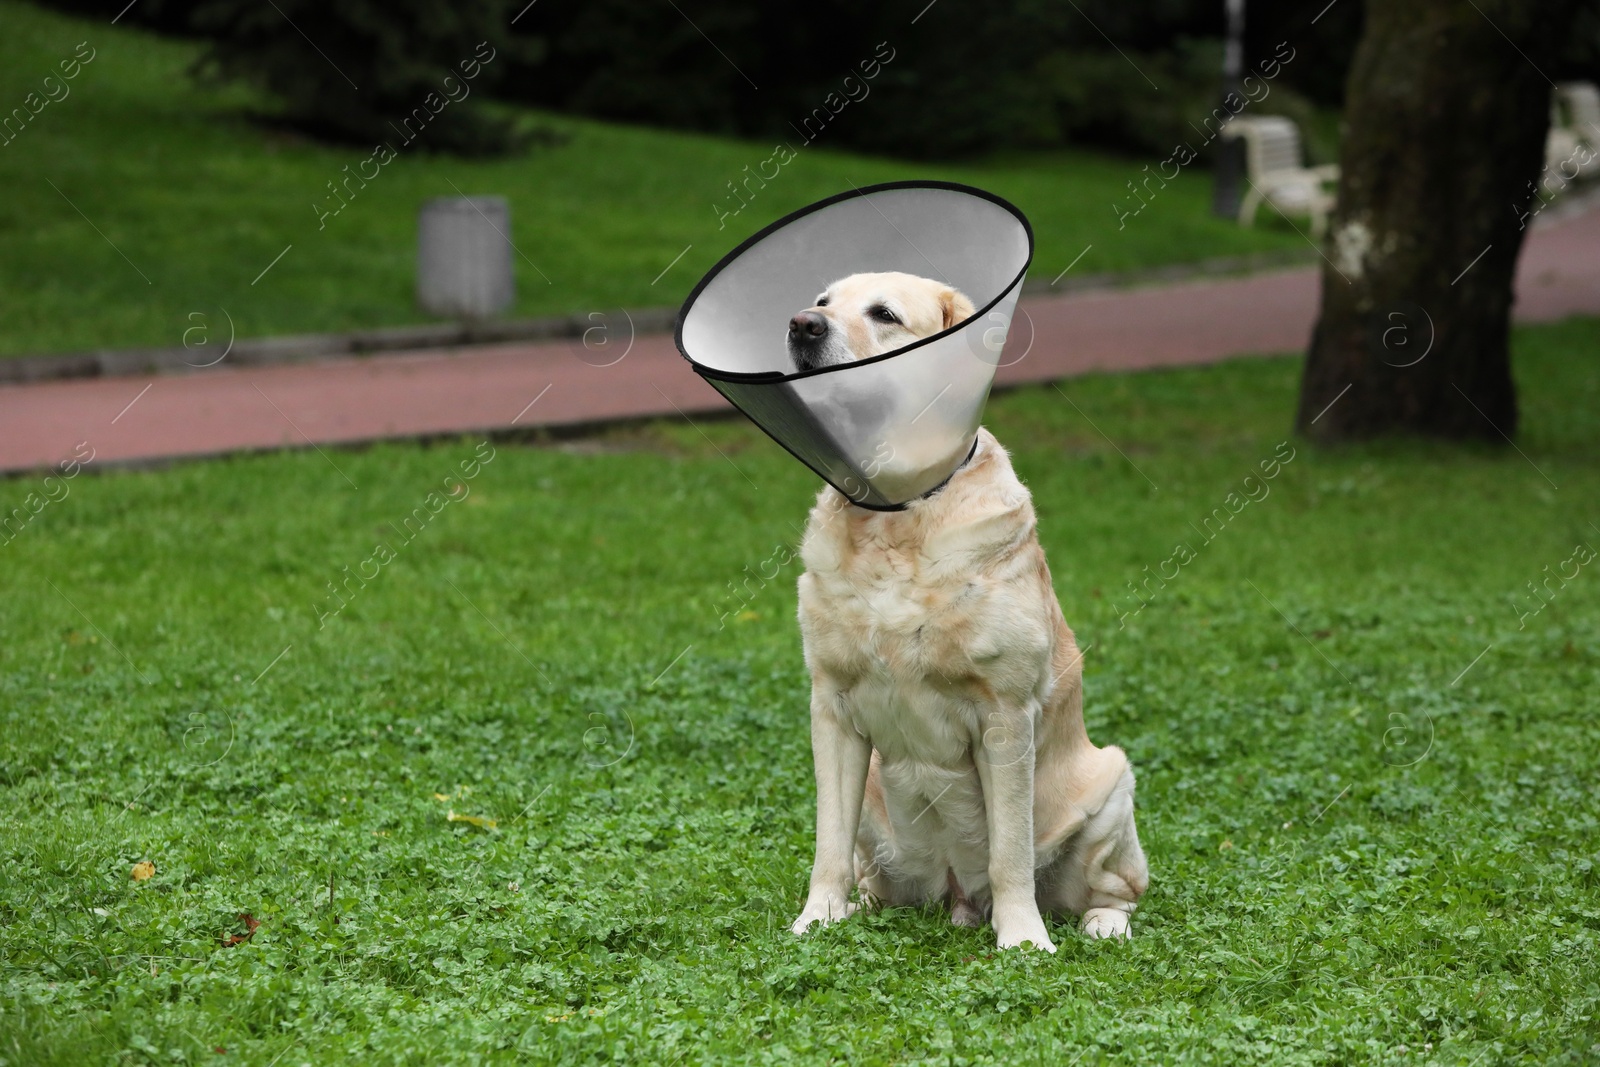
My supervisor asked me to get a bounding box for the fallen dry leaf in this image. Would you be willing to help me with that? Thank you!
[130,860,155,882]
[446,810,497,830]
[220,913,260,947]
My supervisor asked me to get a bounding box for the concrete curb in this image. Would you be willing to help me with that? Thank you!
[0,307,682,385]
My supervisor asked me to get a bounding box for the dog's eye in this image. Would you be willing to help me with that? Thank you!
[869,305,899,324]
[815,296,829,307]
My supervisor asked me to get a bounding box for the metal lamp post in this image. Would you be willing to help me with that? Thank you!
[1211,0,1246,219]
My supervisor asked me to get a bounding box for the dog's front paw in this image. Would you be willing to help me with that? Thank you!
[790,893,858,936]
[1081,907,1132,940]
[993,908,1056,953]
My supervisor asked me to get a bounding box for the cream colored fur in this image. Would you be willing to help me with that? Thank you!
[788,275,1148,952]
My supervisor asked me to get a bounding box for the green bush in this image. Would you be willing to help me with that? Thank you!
[503,0,1366,160]
[28,0,1383,159]
[1037,39,1225,160]
[1037,37,1334,165]
[190,0,540,156]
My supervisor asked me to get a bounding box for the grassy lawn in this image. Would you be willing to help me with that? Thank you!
[2,316,1598,1064]
[0,2,1310,358]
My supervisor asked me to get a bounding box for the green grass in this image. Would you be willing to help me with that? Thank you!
[0,1,1310,358]
[2,317,1599,1064]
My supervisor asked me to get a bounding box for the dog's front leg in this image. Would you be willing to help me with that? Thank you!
[791,685,871,936]
[976,705,1056,953]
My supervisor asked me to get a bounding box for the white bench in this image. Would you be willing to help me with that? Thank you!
[1220,115,1339,238]
[1558,82,1600,180]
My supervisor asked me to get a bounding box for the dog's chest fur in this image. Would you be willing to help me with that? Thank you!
[796,434,1055,770]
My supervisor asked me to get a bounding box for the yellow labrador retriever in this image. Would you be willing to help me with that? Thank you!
[786,272,1148,951]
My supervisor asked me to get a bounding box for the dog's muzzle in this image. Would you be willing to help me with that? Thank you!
[786,311,845,372]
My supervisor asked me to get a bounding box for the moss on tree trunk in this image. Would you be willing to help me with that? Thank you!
[1296,0,1584,442]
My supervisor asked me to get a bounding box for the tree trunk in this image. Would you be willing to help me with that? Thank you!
[1296,0,1584,442]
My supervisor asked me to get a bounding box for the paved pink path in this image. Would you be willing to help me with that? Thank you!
[2,209,1597,473]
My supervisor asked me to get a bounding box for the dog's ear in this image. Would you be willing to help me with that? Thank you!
[939,288,976,330]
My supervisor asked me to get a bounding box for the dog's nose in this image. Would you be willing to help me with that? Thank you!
[789,310,828,341]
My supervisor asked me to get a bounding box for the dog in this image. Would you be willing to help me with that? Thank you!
[786,272,1148,951]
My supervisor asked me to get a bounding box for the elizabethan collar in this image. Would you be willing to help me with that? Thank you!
[675,181,1033,509]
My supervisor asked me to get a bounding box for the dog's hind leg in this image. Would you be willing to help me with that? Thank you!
[946,869,986,928]
[853,755,953,909]
[1038,746,1148,939]
[852,757,919,908]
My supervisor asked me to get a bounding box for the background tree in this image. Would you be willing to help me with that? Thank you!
[1296,0,1595,442]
